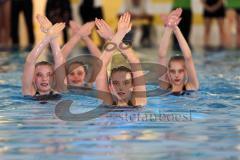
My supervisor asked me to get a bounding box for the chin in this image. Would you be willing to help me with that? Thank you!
[70,81,83,86]
[174,82,184,86]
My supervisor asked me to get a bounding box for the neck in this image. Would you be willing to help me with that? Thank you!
[172,84,184,92]
[116,99,128,106]
[38,90,51,95]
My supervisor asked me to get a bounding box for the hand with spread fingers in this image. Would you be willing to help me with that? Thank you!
[47,23,66,39]
[161,8,182,29]
[36,14,53,33]
[117,12,132,35]
[76,21,95,38]
[95,18,114,41]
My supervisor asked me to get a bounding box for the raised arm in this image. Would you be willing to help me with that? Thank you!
[158,8,182,66]
[61,21,95,59]
[115,13,146,106]
[81,18,114,58]
[22,37,51,96]
[81,36,102,58]
[120,47,146,106]
[94,13,131,105]
[22,23,64,96]
[158,8,182,89]
[173,27,199,90]
[36,15,67,92]
[49,26,67,93]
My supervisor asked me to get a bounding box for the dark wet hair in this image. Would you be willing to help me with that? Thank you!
[168,55,185,68]
[109,66,133,83]
[66,61,87,74]
[35,61,53,69]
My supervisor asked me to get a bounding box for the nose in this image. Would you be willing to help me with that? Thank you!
[118,83,125,91]
[42,75,49,81]
[73,74,81,80]
[175,72,180,77]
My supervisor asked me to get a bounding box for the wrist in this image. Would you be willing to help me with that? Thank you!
[116,30,127,37]
[81,36,89,41]
[44,35,52,42]
[164,25,173,31]
[173,26,180,33]
[77,29,83,38]
[106,35,114,41]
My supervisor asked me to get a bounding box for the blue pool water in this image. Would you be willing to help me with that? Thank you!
[0,50,239,159]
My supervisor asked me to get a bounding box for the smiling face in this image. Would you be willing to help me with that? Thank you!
[168,59,186,86]
[34,63,54,94]
[109,67,133,102]
[67,63,86,86]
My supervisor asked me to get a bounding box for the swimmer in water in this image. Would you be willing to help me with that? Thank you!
[95,12,147,106]
[22,22,65,96]
[36,15,113,88]
[158,8,199,95]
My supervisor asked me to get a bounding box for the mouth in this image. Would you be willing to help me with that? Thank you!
[72,80,83,84]
[40,83,49,87]
[117,92,126,96]
[174,79,181,82]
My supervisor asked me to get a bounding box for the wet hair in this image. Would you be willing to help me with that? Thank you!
[168,55,185,68]
[35,61,53,69]
[66,61,87,74]
[109,66,133,83]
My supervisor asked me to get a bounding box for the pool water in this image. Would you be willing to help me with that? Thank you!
[0,49,239,160]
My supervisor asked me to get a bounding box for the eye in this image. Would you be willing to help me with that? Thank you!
[77,71,83,76]
[36,73,43,77]
[47,72,53,77]
[179,69,184,74]
[112,81,119,86]
[124,80,131,85]
[170,70,176,74]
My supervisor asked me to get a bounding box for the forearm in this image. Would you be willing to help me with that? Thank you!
[158,27,172,58]
[95,55,113,104]
[50,39,67,92]
[174,28,198,88]
[111,31,126,46]
[82,36,102,58]
[50,39,64,69]
[122,48,146,104]
[173,27,192,59]
[26,36,51,63]
[61,33,82,59]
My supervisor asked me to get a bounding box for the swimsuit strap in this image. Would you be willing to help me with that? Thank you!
[35,90,54,96]
[112,100,134,106]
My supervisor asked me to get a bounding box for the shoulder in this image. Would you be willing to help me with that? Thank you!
[185,83,199,91]
[25,91,62,101]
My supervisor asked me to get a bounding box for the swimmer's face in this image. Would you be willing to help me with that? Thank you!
[34,65,53,93]
[110,71,133,101]
[168,60,185,86]
[67,64,86,86]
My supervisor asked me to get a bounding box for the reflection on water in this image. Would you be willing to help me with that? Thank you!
[0,50,239,159]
